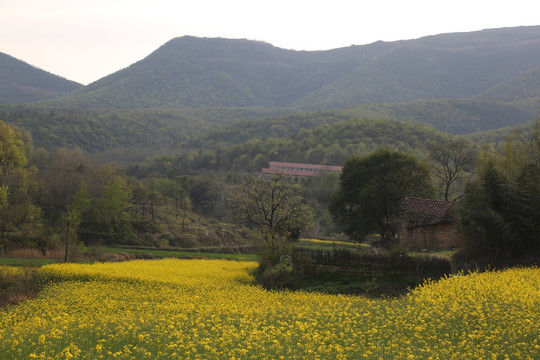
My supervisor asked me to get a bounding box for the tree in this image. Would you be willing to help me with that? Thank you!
[428,138,477,201]
[329,149,433,245]
[0,121,27,179]
[0,122,42,255]
[229,174,312,248]
[94,176,133,244]
[457,120,540,266]
[63,181,92,260]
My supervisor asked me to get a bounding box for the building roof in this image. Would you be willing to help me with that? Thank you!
[262,161,343,178]
[400,197,457,227]
[269,161,342,172]
[261,168,320,177]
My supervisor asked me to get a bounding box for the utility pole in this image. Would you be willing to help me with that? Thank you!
[64,219,70,263]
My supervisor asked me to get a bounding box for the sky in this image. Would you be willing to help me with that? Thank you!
[1,0,539,85]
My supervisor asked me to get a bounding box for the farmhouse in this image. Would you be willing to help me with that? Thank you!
[261,161,342,178]
[398,197,462,250]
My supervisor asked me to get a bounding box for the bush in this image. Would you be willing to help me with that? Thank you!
[258,255,298,289]
[0,266,40,306]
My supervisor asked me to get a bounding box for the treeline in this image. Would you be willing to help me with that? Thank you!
[129,118,453,177]
[457,125,540,267]
[0,121,261,258]
[2,99,537,164]
[0,105,292,157]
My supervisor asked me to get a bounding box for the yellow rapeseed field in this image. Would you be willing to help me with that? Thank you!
[0,259,538,359]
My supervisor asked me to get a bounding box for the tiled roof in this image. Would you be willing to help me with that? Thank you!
[400,197,457,226]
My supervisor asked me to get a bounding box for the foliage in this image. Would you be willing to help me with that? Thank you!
[2,99,537,163]
[0,265,40,306]
[130,118,453,178]
[0,120,27,177]
[457,121,540,267]
[0,122,257,254]
[330,149,434,245]
[1,259,538,359]
[0,121,42,255]
[0,105,292,157]
[257,254,297,289]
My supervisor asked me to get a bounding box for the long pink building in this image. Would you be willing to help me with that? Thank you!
[261,161,342,178]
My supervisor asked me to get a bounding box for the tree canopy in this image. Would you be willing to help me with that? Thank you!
[0,120,27,178]
[329,149,434,245]
[457,120,540,267]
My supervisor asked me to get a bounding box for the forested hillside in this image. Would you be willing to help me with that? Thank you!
[0,106,292,156]
[295,27,540,109]
[1,97,537,158]
[0,53,81,104]
[0,26,539,158]
[474,65,540,102]
[128,118,454,177]
[38,26,540,110]
[345,99,539,134]
[44,37,389,109]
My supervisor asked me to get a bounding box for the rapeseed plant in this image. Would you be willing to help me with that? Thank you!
[0,259,538,359]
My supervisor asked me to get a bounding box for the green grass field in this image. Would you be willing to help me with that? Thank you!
[100,247,259,261]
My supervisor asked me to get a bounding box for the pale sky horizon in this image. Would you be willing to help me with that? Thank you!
[1,0,539,85]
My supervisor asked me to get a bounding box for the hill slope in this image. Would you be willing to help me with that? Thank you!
[2,96,537,157]
[474,65,540,102]
[0,52,82,104]
[45,26,540,110]
[48,37,390,108]
[295,27,540,108]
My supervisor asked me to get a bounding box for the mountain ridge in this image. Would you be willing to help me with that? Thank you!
[3,26,540,110]
[0,52,82,104]
[32,26,540,109]
[1,26,540,157]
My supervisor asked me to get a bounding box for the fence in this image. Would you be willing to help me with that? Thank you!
[291,248,452,280]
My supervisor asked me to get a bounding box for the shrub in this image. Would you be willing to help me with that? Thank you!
[0,266,40,306]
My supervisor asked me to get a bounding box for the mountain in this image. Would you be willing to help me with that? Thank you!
[2,26,540,158]
[43,26,540,109]
[45,36,391,108]
[474,65,540,102]
[294,27,540,108]
[0,52,82,104]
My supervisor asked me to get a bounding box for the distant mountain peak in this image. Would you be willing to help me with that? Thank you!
[0,52,82,105]
[17,25,540,109]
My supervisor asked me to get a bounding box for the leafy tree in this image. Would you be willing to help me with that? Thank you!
[302,172,341,237]
[229,174,312,252]
[428,138,477,201]
[329,149,434,245]
[0,121,27,179]
[457,119,540,266]
[0,122,43,254]
[94,176,134,244]
[61,182,92,261]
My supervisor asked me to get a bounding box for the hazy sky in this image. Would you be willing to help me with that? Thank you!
[1,0,539,85]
